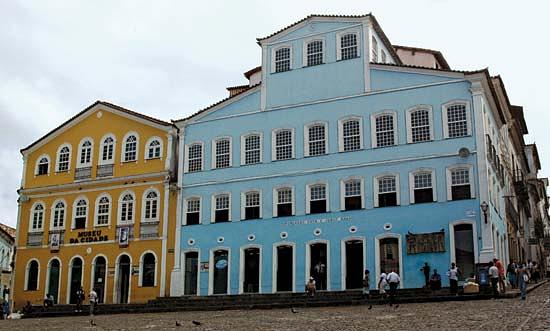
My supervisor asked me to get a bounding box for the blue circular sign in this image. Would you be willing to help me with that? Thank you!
[215,259,228,269]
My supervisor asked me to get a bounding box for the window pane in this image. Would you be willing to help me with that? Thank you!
[188,144,202,172]
[378,177,396,193]
[343,120,361,151]
[414,188,433,204]
[275,130,293,160]
[307,40,323,66]
[452,185,471,200]
[378,192,397,207]
[275,47,291,73]
[376,115,395,147]
[244,135,261,165]
[308,125,326,156]
[341,33,358,60]
[215,139,230,168]
[447,104,468,138]
[411,109,431,142]
[124,136,137,161]
[414,173,432,189]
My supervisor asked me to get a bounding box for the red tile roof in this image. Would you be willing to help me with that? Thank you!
[0,223,15,242]
[244,66,261,79]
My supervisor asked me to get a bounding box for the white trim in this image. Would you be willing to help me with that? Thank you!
[304,121,329,157]
[29,201,46,232]
[305,180,329,214]
[271,128,295,161]
[76,137,94,168]
[141,187,161,223]
[66,255,85,304]
[160,183,169,297]
[336,28,361,61]
[121,131,140,163]
[449,220,479,265]
[264,20,363,46]
[408,168,437,204]
[24,258,40,291]
[241,189,262,220]
[271,44,293,73]
[113,253,133,304]
[139,250,158,287]
[49,198,67,230]
[340,176,365,210]
[272,241,296,293]
[240,132,263,165]
[338,116,363,152]
[98,133,116,165]
[90,254,108,303]
[302,36,326,67]
[238,244,263,294]
[182,249,201,295]
[370,110,398,148]
[144,136,164,160]
[272,185,295,217]
[374,233,404,287]
[117,190,136,225]
[71,195,89,230]
[373,172,400,207]
[305,239,331,291]
[211,136,232,169]
[208,247,231,295]
[340,236,366,290]
[34,154,51,176]
[93,192,112,227]
[405,105,434,143]
[184,141,204,173]
[183,196,202,225]
[442,100,472,139]
[363,19,371,91]
[211,192,232,223]
[45,257,62,303]
[55,143,72,172]
[446,164,475,200]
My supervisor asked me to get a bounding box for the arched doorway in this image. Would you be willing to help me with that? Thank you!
[453,223,475,280]
[275,245,293,292]
[92,256,107,303]
[212,250,229,294]
[309,242,327,290]
[184,251,198,295]
[242,247,260,293]
[47,259,60,303]
[116,255,131,303]
[379,238,400,275]
[345,240,364,289]
[68,257,83,304]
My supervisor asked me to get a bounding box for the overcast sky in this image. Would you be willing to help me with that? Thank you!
[1,1,548,228]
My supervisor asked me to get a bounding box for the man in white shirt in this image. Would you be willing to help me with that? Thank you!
[488,262,500,298]
[89,289,98,316]
[386,270,400,305]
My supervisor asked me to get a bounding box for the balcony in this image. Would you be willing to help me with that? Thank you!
[26,232,44,246]
[96,164,114,178]
[504,197,519,228]
[74,166,92,180]
[140,221,159,239]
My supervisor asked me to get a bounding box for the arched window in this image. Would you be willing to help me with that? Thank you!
[143,191,159,222]
[100,136,115,164]
[26,260,39,291]
[52,201,66,229]
[119,193,135,224]
[36,156,50,175]
[57,146,71,172]
[146,139,162,159]
[141,253,156,287]
[95,195,111,226]
[123,134,138,162]
[73,198,88,229]
[31,203,45,231]
[78,140,93,167]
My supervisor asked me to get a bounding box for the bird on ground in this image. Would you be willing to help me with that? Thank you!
[176,321,182,327]
[192,320,202,326]
[90,319,96,326]
[291,308,298,314]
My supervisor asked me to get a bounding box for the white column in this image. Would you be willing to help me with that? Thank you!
[170,130,185,296]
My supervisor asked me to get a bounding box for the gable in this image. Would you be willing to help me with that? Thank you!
[195,90,261,122]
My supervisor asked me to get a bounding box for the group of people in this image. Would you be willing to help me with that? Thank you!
[75,286,99,316]
[420,262,459,294]
[0,285,10,319]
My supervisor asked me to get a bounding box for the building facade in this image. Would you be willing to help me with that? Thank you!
[0,223,15,294]
[169,14,536,296]
[13,101,178,308]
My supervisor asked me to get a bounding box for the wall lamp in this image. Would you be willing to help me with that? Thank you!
[480,201,489,224]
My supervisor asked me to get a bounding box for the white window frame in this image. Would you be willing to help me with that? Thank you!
[211,136,232,169]
[442,100,472,139]
[340,176,365,210]
[35,154,51,176]
[371,36,378,62]
[211,192,232,223]
[139,250,158,287]
[240,132,263,165]
[94,193,112,227]
[271,128,295,161]
[117,190,136,225]
[145,136,163,160]
[55,143,72,172]
[184,141,204,173]
[241,189,262,220]
[302,37,326,67]
[371,111,398,148]
[373,173,400,207]
[98,133,116,165]
[142,188,160,223]
[272,185,295,217]
[304,121,329,157]
[29,201,45,232]
[336,29,361,61]
[77,137,94,168]
[184,196,202,225]
[409,168,437,204]
[121,131,140,163]
[24,258,40,291]
[271,44,293,73]
[406,105,434,144]
[72,196,89,230]
[50,199,67,230]
[446,164,475,200]
[305,181,329,214]
[338,116,363,152]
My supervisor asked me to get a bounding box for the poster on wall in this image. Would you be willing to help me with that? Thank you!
[406,231,445,254]
[119,227,129,247]
[50,233,60,251]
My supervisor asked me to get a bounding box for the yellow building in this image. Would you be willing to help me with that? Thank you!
[13,101,178,308]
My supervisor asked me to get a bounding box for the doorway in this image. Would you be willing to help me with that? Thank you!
[69,257,83,304]
[213,250,229,294]
[116,255,131,303]
[345,240,364,289]
[47,259,60,304]
[93,256,107,303]
[379,238,400,274]
[454,224,475,280]
[276,245,293,292]
[309,243,327,290]
[243,247,260,293]
[184,252,198,295]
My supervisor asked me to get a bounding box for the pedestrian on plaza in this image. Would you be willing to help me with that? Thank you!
[429,269,442,291]
[531,262,540,283]
[2,285,9,302]
[488,261,500,298]
[76,286,85,312]
[363,269,370,297]
[43,293,54,309]
[494,258,506,294]
[314,262,326,290]
[386,269,400,306]
[89,288,98,316]
[517,264,529,300]
[420,262,430,288]
[378,270,388,296]
[507,261,517,289]
[306,277,316,297]
[2,298,9,320]
[447,263,460,295]
[527,260,533,277]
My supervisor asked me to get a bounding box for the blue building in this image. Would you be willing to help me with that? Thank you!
[170,14,515,296]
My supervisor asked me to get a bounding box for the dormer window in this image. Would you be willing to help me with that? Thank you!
[340,33,358,60]
[274,47,291,73]
[371,36,378,62]
[306,40,323,66]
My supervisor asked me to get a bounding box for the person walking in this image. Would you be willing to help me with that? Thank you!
[363,269,370,297]
[76,286,85,312]
[420,262,430,288]
[306,277,316,297]
[518,264,529,300]
[494,258,506,294]
[89,288,98,316]
[507,261,517,289]
[488,261,500,298]
[386,269,400,306]
[447,263,460,295]
[378,270,388,295]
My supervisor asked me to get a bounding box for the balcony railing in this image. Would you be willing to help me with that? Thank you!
[140,221,159,239]
[74,166,92,180]
[96,164,114,178]
[26,232,44,246]
[505,197,519,228]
